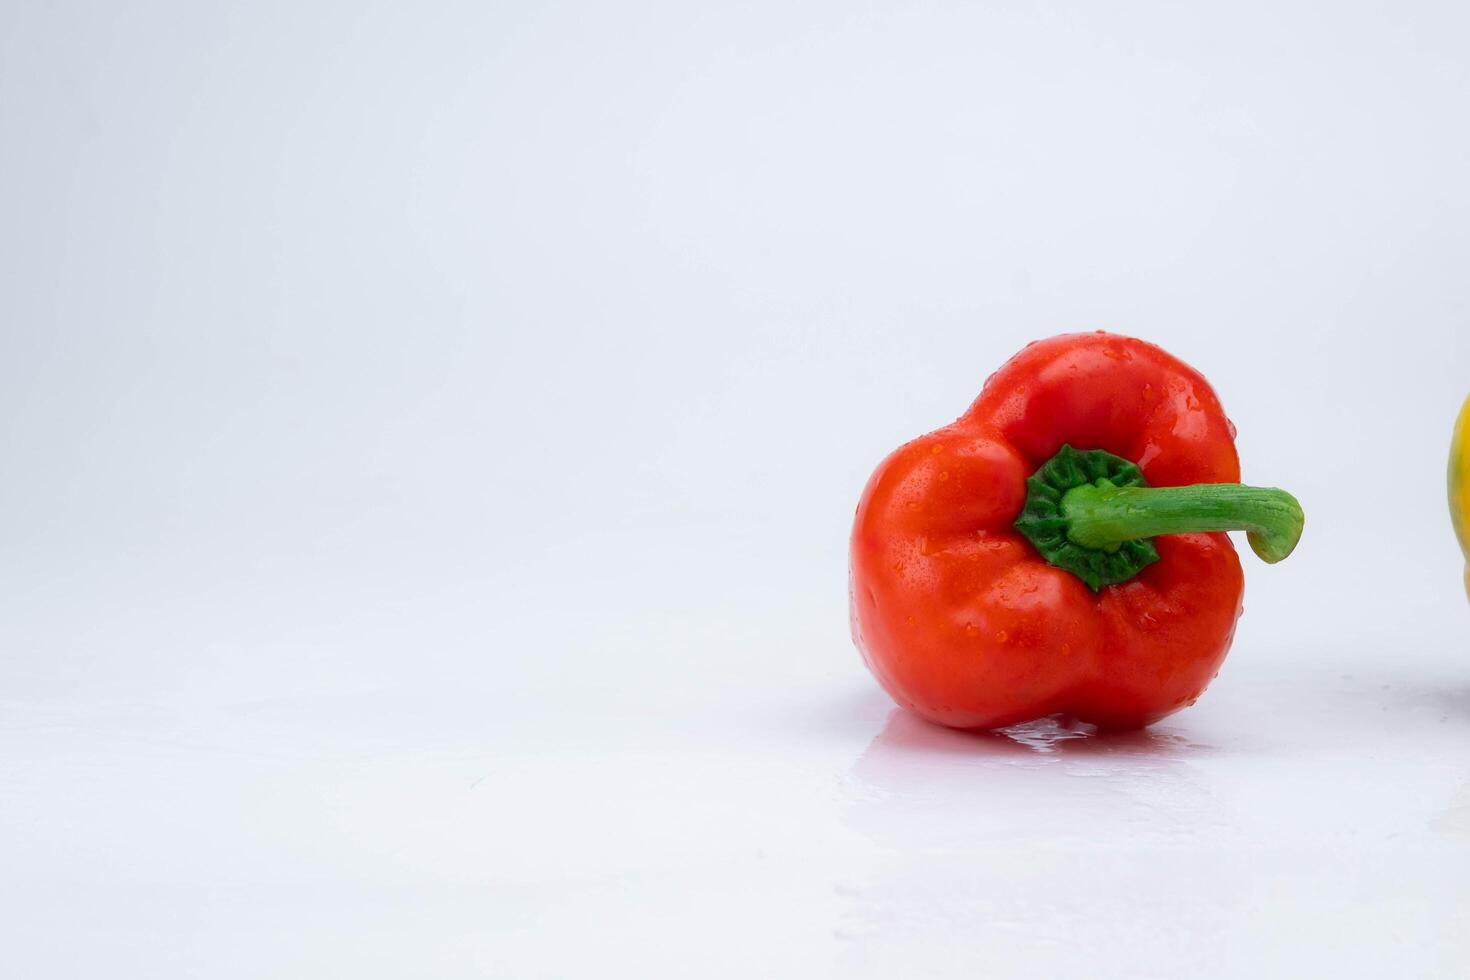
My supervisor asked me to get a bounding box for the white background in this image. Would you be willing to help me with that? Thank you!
[4,1,1470,976]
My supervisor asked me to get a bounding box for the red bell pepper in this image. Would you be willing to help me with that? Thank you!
[849,332,1303,730]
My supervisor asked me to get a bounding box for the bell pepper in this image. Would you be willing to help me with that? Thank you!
[1451,394,1470,600]
[849,332,1304,730]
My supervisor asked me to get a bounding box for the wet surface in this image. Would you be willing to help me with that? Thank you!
[6,644,1470,978]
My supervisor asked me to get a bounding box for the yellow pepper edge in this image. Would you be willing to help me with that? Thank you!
[1452,394,1470,601]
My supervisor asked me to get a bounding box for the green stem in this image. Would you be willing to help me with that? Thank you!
[1062,481,1304,563]
[1013,446,1305,590]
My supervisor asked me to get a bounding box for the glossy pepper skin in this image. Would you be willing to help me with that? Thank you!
[1451,394,1470,601]
[850,332,1289,731]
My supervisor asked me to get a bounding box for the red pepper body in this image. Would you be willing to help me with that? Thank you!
[850,333,1245,730]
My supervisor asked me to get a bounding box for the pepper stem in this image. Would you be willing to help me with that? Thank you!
[1012,445,1304,591]
[1061,481,1304,564]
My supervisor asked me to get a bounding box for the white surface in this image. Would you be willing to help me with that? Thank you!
[4,1,1470,976]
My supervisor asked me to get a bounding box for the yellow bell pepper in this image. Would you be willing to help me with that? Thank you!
[1452,394,1470,600]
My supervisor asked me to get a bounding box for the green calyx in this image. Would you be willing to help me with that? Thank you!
[1013,445,1304,591]
[1013,446,1161,590]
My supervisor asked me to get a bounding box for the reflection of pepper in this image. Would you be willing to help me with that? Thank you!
[849,333,1303,730]
[1451,395,1470,600]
